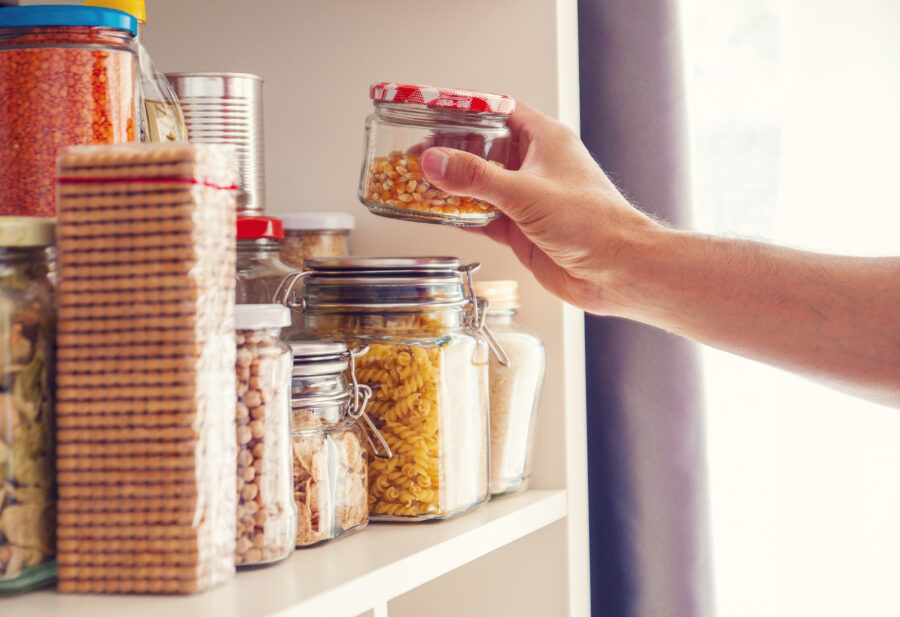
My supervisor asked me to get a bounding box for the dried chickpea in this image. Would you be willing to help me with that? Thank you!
[234,323,296,567]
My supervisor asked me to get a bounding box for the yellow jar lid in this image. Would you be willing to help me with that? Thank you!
[0,217,56,248]
[473,280,519,310]
[83,0,146,23]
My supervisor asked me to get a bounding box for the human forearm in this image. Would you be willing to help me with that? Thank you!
[418,103,900,407]
[607,228,900,406]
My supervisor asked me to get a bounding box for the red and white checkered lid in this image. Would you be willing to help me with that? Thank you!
[370,82,516,115]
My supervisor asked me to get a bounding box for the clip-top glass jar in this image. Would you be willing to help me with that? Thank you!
[473,280,546,496]
[234,304,296,567]
[0,6,138,217]
[283,257,506,521]
[359,82,515,227]
[0,217,56,594]
[290,341,389,546]
[278,212,354,271]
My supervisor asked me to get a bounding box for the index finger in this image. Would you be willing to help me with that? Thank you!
[507,101,559,141]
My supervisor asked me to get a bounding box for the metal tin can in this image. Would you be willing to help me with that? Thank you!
[167,72,265,214]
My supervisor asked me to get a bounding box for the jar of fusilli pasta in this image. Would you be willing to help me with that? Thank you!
[289,341,389,545]
[283,257,503,521]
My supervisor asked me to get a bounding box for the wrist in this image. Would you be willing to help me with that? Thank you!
[595,222,686,321]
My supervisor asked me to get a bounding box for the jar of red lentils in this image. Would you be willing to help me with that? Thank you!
[0,5,138,217]
[359,83,515,227]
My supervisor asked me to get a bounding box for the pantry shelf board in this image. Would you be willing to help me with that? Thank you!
[8,489,567,617]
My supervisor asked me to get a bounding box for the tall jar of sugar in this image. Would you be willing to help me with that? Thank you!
[473,281,545,496]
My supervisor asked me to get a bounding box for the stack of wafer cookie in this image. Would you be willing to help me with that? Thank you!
[54,143,238,594]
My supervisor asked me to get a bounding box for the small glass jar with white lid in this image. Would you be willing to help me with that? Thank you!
[278,212,354,270]
[473,280,545,496]
[290,341,388,546]
[358,82,515,227]
[233,304,296,567]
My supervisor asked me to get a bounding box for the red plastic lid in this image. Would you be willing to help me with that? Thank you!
[237,216,284,240]
[370,82,516,115]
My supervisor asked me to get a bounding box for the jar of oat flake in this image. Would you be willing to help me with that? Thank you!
[359,83,514,227]
[290,341,386,546]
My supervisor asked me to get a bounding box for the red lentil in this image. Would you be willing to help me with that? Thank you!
[0,27,136,217]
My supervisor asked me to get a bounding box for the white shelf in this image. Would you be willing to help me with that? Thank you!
[5,490,566,617]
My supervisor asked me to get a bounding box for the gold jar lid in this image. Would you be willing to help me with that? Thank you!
[473,280,519,311]
[0,217,56,248]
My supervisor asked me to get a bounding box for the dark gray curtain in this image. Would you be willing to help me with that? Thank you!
[578,1,713,616]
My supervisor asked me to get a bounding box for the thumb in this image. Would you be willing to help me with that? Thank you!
[419,147,528,211]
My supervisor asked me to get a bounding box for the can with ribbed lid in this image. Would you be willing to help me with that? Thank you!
[167,72,265,214]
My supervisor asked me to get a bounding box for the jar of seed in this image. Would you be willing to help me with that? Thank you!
[358,83,514,227]
[278,212,354,270]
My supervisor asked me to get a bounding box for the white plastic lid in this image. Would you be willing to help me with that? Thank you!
[279,211,355,231]
[234,304,291,330]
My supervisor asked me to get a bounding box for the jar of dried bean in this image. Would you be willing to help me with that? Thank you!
[278,212,354,271]
[473,281,546,496]
[234,304,296,567]
[284,257,507,521]
[0,6,138,217]
[359,83,514,227]
[0,217,56,594]
[290,341,388,546]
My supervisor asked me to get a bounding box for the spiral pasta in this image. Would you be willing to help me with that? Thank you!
[358,343,442,516]
[307,311,489,520]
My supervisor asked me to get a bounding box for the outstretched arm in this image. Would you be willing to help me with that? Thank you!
[418,103,900,407]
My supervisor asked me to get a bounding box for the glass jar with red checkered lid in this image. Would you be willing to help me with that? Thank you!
[359,82,515,227]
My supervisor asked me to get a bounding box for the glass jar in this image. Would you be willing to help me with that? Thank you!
[278,212,354,270]
[284,257,506,521]
[473,281,546,496]
[236,216,299,304]
[290,341,388,546]
[358,82,515,227]
[234,305,296,567]
[0,217,56,594]
[0,6,138,217]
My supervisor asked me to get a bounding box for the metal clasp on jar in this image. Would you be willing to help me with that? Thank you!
[346,345,392,460]
[273,269,310,313]
[459,263,511,367]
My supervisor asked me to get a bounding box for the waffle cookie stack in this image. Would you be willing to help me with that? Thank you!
[54,143,238,594]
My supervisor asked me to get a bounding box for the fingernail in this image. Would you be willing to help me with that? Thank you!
[420,149,449,180]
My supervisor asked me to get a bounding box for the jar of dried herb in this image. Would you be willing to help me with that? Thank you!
[0,217,56,594]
